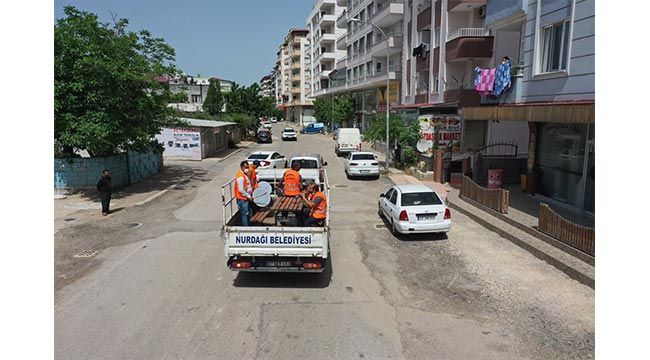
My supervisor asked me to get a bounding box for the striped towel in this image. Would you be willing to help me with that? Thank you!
[475,68,496,96]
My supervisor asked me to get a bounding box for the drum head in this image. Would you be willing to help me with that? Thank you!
[253,181,272,207]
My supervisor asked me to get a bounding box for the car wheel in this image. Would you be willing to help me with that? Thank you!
[345,171,350,180]
[390,220,399,236]
[377,203,383,218]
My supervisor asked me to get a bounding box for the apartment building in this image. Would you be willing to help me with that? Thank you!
[311,0,405,131]
[160,74,233,112]
[307,0,348,98]
[259,73,274,98]
[276,28,315,126]
[460,0,595,214]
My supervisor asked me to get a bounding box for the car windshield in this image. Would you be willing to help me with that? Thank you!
[352,154,375,160]
[401,192,442,206]
[248,154,270,160]
[284,128,295,132]
[291,159,318,169]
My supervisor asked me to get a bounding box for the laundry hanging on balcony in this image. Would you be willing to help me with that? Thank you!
[493,61,512,96]
[474,67,496,96]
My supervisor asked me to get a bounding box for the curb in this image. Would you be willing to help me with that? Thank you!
[448,197,594,289]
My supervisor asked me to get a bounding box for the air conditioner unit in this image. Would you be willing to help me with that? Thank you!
[478,5,487,19]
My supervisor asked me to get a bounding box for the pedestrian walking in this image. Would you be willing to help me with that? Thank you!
[96,169,113,216]
[234,161,253,226]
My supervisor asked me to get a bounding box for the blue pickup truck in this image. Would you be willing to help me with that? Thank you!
[300,122,325,134]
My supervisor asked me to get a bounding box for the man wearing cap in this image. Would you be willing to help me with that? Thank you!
[234,161,253,226]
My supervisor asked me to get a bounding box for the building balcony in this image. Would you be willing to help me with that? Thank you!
[370,34,402,57]
[318,13,337,26]
[337,10,347,28]
[372,1,404,28]
[443,85,481,107]
[417,6,431,31]
[319,33,338,44]
[480,74,523,105]
[336,58,347,70]
[316,51,337,63]
[415,93,428,104]
[446,28,493,62]
[336,33,347,50]
[291,75,302,82]
[337,0,347,6]
[448,0,486,12]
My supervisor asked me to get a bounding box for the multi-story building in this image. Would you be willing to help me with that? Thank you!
[259,73,274,98]
[312,0,405,131]
[307,0,348,97]
[276,28,315,126]
[460,0,595,214]
[160,74,233,112]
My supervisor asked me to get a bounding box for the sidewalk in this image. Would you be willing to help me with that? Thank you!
[54,141,254,234]
[386,172,594,289]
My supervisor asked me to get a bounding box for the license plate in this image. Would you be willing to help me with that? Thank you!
[417,214,436,221]
[360,170,370,173]
[266,261,292,267]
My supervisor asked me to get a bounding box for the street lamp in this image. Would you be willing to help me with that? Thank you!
[350,17,391,169]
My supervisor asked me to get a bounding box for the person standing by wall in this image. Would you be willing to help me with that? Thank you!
[96,169,113,216]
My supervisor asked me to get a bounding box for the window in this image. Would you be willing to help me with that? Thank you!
[376,62,382,73]
[385,188,394,200]
[433,73,439,93]
[434,27,440,48]
[291,159,318,169]
[352,154,376,160]
[401,192,443,206]
[389,190,398,205]
[541,20,570,73]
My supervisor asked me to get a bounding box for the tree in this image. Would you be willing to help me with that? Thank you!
[313,97,333,124]
[203,79,224,115]
[55,6,181,157]
[332,94,356,126]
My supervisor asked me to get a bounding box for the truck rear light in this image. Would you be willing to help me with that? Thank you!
[232,261,251,269]
[444,208,451,219]
[399,210,409,221]
[350,162,359,166]
[302,262,322,269]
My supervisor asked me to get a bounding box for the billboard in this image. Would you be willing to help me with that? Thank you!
[156,127,202,160]
[417,115,462,154]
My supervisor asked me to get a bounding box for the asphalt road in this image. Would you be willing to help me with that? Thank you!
[54,122,594,359]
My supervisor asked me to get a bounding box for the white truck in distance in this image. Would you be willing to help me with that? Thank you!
[221,170,330,272]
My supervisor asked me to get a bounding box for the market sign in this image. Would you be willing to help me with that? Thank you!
[417,115,462,154]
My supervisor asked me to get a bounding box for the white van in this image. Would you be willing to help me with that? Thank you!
[335,128,362,156]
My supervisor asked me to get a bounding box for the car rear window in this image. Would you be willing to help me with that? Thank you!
[400,192,442,206]
[352,154,375,160]
[291,159,318,169]
[284,128,294,132]
[248,154,269,159]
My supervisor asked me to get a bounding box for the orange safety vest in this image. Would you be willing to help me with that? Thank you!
[248,164,258,189]
[310,191,327,219]
[283,169,301,196]
[234,170,251,200]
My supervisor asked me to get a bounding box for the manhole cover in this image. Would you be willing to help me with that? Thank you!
[63,218,75,222]
[374,223,386,229]
[74,250,98,258]
[127,222,143,229]
[334,184,348,188]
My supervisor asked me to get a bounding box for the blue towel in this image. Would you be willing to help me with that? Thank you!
[493,62,511,96]
[473,66,482,88]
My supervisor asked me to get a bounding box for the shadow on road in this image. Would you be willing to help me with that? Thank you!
[232,259,333,289]
[378,212,448,242]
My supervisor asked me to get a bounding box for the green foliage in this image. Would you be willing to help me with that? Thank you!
[364,114,421,148]
[203,79,224,115]
[224,112,256,132]
[313,97,333,124]
[332,94,356,126]
[55,6,180,157]
[169,91,188,103]
[401,146,418,167]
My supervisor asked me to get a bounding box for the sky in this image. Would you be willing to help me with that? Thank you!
[54,0,314,86]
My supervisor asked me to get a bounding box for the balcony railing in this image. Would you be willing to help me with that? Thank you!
[372,0,404,20]
[447,28,490,42]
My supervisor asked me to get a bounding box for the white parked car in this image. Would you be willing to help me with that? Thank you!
[344,151,380,179]
[378,184,451,235]
[246,151,286,169]
[270,117,277,123]
[281,127,297,141]
[263,122,273,129]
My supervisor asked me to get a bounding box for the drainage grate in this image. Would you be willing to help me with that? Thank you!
[63,218,76,222]
[334,184,348,188]
[127,222,143,229]
[374,223,386,229]
[74,250,98,258]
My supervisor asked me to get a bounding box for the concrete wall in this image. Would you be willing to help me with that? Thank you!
[54,151,162,191]
[521,0,595,102]
[486,0,526,27]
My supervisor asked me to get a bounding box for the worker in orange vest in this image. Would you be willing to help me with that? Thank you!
[234,160,253,226]
[278,162,303,197]
[300,183,327,227]
[249,160,260,190]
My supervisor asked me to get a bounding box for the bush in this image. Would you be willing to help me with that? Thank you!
[401,146,418,167]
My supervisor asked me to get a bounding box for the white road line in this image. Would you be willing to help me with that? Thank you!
[135,173,195,206]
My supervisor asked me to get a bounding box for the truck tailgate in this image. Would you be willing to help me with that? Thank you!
[225,226,328,258]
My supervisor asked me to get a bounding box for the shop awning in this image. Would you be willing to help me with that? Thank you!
[462,101,594,124]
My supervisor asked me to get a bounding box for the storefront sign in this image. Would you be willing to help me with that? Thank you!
[156,127,202,160]
[417,115,462,154]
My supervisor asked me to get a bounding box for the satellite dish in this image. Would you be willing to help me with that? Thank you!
[252,181,272,207]
[416,139,433,153]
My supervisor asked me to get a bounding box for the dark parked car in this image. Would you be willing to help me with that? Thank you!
[257,129,272,143]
